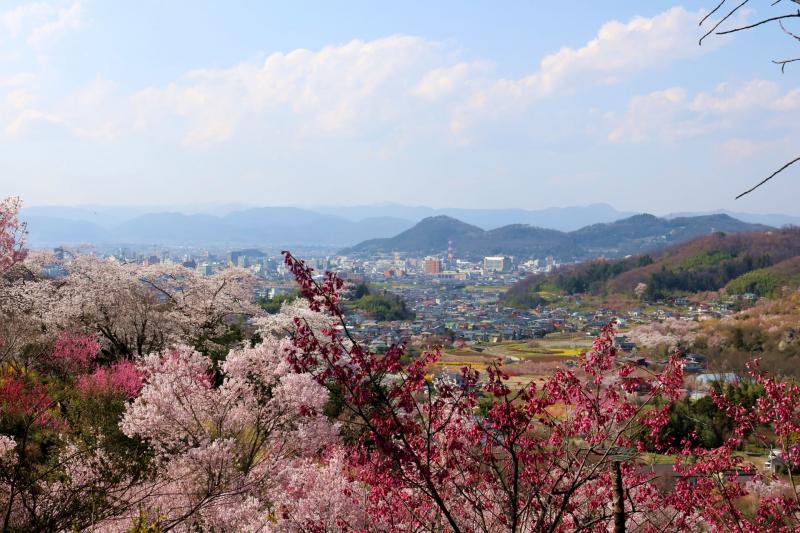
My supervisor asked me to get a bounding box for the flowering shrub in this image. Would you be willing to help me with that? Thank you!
[76,360,142,399]
[51,331,100,371]
[0,378,59,430]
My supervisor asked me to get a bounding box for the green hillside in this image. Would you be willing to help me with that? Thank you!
[343,213,770,261]
[503,228,800,306]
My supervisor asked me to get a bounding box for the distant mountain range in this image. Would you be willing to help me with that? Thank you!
[342,214,771,260]
[18,203,794,249]
[21,207,413,248]
[312,203,635,231]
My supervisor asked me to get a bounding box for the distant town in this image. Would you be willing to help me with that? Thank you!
[39,239,749,377]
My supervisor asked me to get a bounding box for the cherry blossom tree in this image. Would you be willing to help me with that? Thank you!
[0,198,39,370]
[32,257,262,358]
[628,318,700,350]
[634,282,647,300]
[0,197,26,274]
[135,262,260,354]
[108,338,342,531]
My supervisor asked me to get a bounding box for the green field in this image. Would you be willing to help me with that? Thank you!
[487,341,586,358]
[464,285,508,293]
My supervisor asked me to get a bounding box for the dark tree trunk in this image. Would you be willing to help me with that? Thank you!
[613,460,625,533]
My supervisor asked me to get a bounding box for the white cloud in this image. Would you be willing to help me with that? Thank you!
[452,7,714,133]
[1,1,84,46]
[690,80,780,114]
[6,89,35,109]
[0,6,739,151]
[608,87,721,143]
[131,35,455,146]
[608,79,800,144]
[118,7,716,147]
[0,72,35,87]
[537,7,709,92]
[773,88,800,111]
[5,108,62,136]
[67,76,125,140]
[27,1,83,45]
[412,62,487,100]
[1,2,53,37]
[715,138,775,159]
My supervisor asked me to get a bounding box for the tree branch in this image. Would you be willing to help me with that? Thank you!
[701,0,729,27]
[773,57,800,72]
[716,11,800,36]
[736,155,800,199]
[700,0,750,45]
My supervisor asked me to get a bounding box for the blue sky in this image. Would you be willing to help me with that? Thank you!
[1,1,799,214]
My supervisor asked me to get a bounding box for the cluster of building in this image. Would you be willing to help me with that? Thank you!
[78,234,568,291]
[343,280,633,353]
[362,251,559,281]
[52,243,739,356]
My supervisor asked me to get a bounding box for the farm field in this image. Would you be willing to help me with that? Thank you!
[434,335,593,388]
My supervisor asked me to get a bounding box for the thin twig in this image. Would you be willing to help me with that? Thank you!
[779,19,800,40]
[717,12,800,35]
[701,0,729,26]
[700,0,750,44]
[736,155,800,199]
[773,57,800,72]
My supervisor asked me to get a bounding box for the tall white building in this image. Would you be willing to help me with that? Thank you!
[483,256,509,273]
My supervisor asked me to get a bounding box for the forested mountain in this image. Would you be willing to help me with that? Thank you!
[502,227,800,306]
[344,213,770,260]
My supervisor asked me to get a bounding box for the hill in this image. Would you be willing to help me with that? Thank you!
[667,209,800,228]
[723,256,800,298]
[502,227,800,307]
[571,214,771,256]
[350,216,484,255]
[343,213,770,261]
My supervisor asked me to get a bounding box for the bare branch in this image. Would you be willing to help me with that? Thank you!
[773,57,800,72]
[736,155,800,199]
[700,0,750,45]
[701,0,729,27]
[716,11,800,36]
[779,19,800,40]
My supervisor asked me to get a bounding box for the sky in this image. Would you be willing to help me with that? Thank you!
[0,1,799,214]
